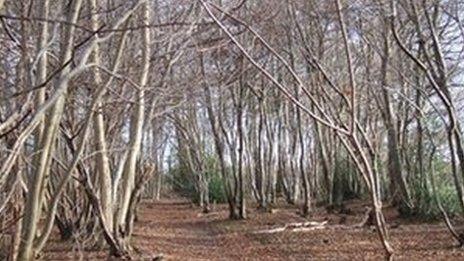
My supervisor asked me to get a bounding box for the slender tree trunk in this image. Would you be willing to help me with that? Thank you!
[201,55,238,219]
[89,0,113,233]
[237,82,246,218]
[18,1,83,260]
[117,1,151,237]
[33,0,49,149]
[379,29,411,210]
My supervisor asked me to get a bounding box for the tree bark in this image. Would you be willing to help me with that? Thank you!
[117,1,150,237]
[17,1,83,260]
[89,0,114,233]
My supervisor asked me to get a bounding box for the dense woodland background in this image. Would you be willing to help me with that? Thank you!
[1,0,464,260]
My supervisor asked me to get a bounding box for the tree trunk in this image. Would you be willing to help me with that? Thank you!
[117,1,151,237]
[18,1,83,259]
[89,0,113,233]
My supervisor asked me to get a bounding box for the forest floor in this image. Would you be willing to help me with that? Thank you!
[43,198,464,260]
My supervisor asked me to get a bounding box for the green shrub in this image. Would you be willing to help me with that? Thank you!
[169,164,196,199]
[332,157,364,205]
[167,157,226,204]
[407,157,460,220]
[206,170,227,203]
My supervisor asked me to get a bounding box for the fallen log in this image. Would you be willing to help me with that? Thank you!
[253,221,329,234]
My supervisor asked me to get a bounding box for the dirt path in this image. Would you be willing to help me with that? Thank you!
[134,200,225,259]
[133,200,263,260]
[133,200,464,260]
[43,199,464,260]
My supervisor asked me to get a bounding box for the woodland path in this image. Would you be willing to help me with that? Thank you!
[44,199,464,260]
[133,200,261,260]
